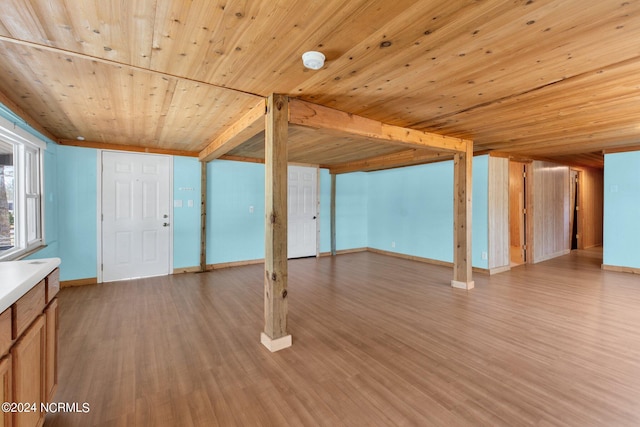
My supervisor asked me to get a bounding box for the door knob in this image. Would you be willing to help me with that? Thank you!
[313,216,317,219]
[163,222,170,227]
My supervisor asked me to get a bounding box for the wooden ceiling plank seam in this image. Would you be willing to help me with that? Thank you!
[199,98,266,162]
[58,139,198,157]
[0,35,262,100]
[288,98,469,153]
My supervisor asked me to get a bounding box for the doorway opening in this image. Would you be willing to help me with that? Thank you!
[509,161,529,266]
[570,169,580,250]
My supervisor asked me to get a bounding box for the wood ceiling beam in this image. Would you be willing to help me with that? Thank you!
[199,100,266,162]
[328,149,453,174]
[289,98,469,154]
[603,145,640,155]
[59,139,198,157]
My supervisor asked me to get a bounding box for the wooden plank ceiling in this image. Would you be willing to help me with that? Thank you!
[1,0,640,170]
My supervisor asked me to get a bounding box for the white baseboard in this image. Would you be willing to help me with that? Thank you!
[260,333,292,352]
[451,280,475,290]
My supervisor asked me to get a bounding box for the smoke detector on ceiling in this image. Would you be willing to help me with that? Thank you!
[302,51,325,70]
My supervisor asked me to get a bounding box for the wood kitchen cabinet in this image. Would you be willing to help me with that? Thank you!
[0,356,11,427]
[44,298,58,403]
[11,315,45,427]
[0,261,60,427]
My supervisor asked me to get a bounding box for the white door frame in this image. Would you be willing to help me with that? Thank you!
[288,162,320,258]
[97,150,173,283]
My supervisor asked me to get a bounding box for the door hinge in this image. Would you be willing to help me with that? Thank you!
[523,208,527,214]
[523,171,527,178]
[523,244,527,250]
[101,264,103,270]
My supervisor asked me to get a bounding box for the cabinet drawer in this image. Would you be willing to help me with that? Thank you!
[12,280,45,340]
[0,308,11,356]
[46,268,60,304]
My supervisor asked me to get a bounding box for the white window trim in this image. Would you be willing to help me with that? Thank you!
[0,116,47,150]
[0,115,46,260]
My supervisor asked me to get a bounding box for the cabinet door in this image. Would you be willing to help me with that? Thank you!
[0,355,11,427]
[11,315,45,427]
[44,299,58,403]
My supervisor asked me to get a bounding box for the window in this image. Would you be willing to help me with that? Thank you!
[0,116,44,260]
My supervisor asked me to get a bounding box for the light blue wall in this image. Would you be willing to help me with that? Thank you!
[24,143,490,278]
[32,150,204,278]
[336,173,368,250]
[55,145,98,281]
[368,156,489,268]
[368,162,454,261]
[472,155,489,269]
[603,152,640,269]
[206,160,265,264]
[173,157,202,268]
[319,169,332,253]
[205,162,337,263]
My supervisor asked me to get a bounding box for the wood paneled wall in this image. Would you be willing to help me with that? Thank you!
[488,156,510,270]
[576,167,604,249]
[532,161,571,263]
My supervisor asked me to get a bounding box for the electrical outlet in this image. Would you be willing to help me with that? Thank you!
[391,241,396,248]
[249,205,254,213]
[481,251,488,260]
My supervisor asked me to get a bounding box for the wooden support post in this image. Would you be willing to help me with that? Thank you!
[452,140,475,290]
[330,174,337,256]
[200,161,207,272]
[261,94,291,352]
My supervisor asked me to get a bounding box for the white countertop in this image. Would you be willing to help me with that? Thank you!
[0,257,61,313]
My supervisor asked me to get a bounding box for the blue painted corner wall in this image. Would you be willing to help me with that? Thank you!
[367,155,488,268]
[27,146,490,280]
[173,156,202,269]
[603,152,640,269]
[206,160,266,264]
[336,173,368,250]
[54,145,98,281]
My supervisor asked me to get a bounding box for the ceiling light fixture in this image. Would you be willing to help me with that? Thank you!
[302,51,325,70]
[76,136,85,141]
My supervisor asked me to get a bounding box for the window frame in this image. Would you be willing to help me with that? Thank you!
[0,115,45,261]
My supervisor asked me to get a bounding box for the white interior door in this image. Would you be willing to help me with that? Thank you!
[288,165,318,258]
[101,151,171,281]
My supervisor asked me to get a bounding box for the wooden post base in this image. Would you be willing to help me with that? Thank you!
[260,332,292,352]
[451,280,475,290]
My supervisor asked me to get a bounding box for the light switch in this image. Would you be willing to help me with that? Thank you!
[174,200,183,208]
[187,199,194,208]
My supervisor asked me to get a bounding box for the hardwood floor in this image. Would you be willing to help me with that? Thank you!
[45,249,640,426]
